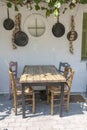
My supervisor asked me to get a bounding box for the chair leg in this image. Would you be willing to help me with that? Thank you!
[66,92,70,112]
[32,92,35,114]
[14,103,17,115]
[47,92,49,103]
[13,96,17,115]
[47,87,50,103]
[51,92,54,115]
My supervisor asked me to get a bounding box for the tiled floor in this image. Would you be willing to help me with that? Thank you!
[0,94,87,130]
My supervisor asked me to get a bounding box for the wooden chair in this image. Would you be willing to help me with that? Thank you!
[9,61,18,78]
[58,62,70,75]
[8,61,19,99]
[9,68,35,115]
[46,63,70,102]
[47,67,74,115]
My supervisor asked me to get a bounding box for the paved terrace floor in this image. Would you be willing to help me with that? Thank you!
[0,94,87,130]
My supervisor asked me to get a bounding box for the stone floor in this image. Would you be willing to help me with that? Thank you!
[0,94,87,130]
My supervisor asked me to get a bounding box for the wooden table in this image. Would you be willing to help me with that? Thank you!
[20,65,66,118]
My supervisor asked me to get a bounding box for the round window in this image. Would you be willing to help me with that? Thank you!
[24,14,46,37]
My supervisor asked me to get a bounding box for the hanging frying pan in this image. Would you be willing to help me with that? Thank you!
[3,8,14,30]
[14,13,29,46]
[52,16,65,37]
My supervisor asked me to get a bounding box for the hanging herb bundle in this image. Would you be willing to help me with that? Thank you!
[67,15,78,54]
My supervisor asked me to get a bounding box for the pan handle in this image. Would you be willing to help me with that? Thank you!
[7,8,9,19]
[57,15,60,23]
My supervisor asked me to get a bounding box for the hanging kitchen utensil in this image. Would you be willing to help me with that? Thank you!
[14,13,29,46]
[67,30,78,41]
[67,15,78,54]
[52,16,65,37]
[3,8,14,30]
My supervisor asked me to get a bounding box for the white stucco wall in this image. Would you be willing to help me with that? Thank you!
[0,3,87,93]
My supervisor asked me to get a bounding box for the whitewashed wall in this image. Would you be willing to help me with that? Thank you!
[0,3,87,93]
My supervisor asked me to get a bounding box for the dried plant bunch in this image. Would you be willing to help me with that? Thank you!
[6,0,87,17]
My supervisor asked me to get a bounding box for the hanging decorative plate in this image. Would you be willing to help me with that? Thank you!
[67,31,78,41]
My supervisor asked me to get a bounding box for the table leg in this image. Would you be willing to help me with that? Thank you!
[60,83,64,117]
[22,84,25,118]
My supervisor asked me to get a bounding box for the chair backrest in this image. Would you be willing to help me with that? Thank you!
[59,62,70,75]
[9,61,18,78]
[9,68,17,101]
[65,67,75,89]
